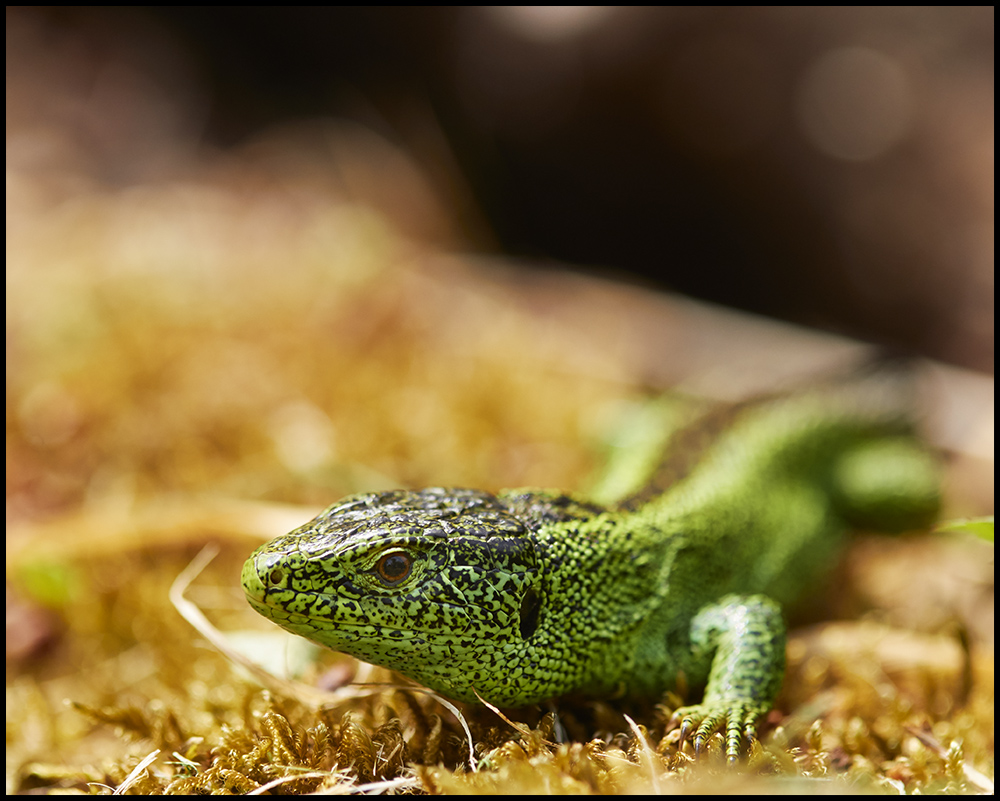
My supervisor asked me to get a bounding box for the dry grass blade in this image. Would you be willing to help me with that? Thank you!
[169,544,379,709]
[474,689,537,741]
[246,770,354,795]
[171,544,478,777]
[113,749,161,795]
[623,713,661,793]
[904,725,994,793]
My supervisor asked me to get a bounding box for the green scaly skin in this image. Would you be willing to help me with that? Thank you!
[242,374,940,761]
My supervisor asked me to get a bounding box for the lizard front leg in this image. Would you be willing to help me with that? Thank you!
[673,594,786,762]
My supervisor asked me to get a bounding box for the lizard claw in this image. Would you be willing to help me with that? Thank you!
[673,702,765,763]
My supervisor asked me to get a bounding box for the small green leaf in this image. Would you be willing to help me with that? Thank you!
[935,516,994,543]
[15,558,83,608]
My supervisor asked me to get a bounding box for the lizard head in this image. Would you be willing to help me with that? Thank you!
[242,487,547,703]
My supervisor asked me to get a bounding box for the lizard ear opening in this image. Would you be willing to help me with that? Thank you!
[519,588,541,639]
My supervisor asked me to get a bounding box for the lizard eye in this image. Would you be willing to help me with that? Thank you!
[375,551,413,586]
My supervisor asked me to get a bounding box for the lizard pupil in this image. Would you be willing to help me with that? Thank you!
[376,552,413,585]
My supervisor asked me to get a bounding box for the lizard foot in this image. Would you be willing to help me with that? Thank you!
[672,702,766,763]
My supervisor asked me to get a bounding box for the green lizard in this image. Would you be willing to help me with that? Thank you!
[242,370,940,760]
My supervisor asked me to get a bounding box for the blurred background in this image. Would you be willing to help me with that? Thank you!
[9,7,994,368]
[7,5,994,520]
[5,8,994,792]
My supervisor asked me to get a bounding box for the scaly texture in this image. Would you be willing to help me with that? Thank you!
[242,373,940,760]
